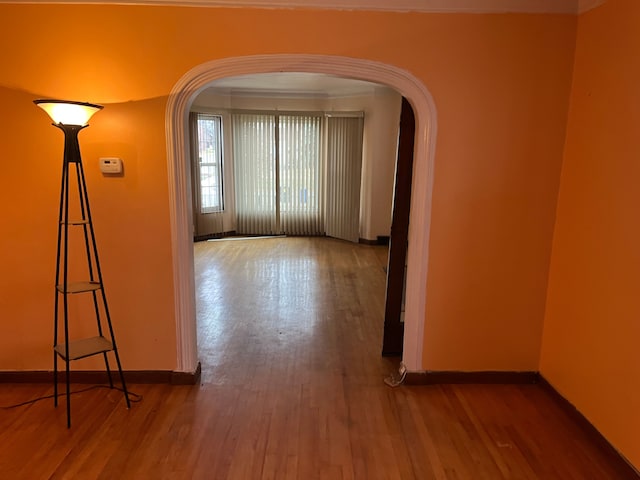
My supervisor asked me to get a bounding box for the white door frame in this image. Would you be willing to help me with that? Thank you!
[165,54,438,373]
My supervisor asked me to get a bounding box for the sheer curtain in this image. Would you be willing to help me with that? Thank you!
[232,114,276,234]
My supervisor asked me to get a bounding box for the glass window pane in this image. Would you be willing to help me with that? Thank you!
[196,114,223,213]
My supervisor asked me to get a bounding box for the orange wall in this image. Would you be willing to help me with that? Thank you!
[540,0,640,468]
[0,5,575,371]
[422,16,576,370]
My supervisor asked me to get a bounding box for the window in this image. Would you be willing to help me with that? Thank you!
[195,113,224,213]
[192,109,364,240]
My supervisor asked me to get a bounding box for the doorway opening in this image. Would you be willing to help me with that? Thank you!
[165,54,437,374]
[189,74,409,360]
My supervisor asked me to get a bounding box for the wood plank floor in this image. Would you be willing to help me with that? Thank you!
[0,237,633,479]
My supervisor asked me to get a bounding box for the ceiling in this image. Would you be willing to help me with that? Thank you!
[202,72,383,98]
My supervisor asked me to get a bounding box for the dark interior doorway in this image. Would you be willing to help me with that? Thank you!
[382,97,415,356]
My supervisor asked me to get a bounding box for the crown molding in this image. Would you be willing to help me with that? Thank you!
[203,88,377,98]
[0,0,607,15]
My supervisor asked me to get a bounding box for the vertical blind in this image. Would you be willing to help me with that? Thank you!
[232,114,277,234]
[279,115,323,235]
[232,112,363,239]
[325,116,365,243]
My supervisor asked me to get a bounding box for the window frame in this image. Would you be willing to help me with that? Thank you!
[194,112,225,214]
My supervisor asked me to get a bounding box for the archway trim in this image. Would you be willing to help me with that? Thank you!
[165,54,437,372]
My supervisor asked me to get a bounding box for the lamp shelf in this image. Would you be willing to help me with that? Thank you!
[56,281,102,294]
[54,336,113,361]
[62,220,90,225]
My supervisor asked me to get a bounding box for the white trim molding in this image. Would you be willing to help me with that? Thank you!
[165,54,437,373]
[2,0,606,14]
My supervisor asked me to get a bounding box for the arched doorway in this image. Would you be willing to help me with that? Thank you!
[165,54,437,374]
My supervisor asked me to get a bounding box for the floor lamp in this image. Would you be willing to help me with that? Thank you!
[34,99,130,428]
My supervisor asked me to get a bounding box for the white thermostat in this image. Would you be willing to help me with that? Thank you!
[99,157,123,174]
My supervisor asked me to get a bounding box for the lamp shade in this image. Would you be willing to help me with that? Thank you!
[34,99,103,126]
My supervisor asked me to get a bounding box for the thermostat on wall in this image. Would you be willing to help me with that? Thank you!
[99,157,123,174]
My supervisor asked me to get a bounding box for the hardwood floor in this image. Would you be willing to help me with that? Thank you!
[0,237,634,479]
